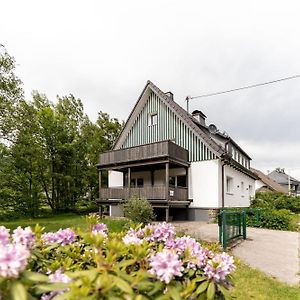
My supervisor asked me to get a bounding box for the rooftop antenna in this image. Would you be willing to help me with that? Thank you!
[186,96,191,113]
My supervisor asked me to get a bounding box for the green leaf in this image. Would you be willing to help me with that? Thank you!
[195,281,208,295]
[218,284,231,300]
[192,276,207,283]
[11,281,27,300]
[22,271,49,282]
[114,277,133,294]
[34,282,69,294]
[207,281,216,300]
[167,286,181,300]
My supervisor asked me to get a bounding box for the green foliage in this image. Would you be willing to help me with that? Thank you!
[123,195,155,224]
[0,46,123,217]
[247,209,293,231]
[249,192,299,231]
[0,222,232,300]
[251,192,300,213]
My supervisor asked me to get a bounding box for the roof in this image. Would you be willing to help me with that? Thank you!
[113,80,224,156]
[112,80,256,178]
[251,168,288,193]
[268,169,300,185]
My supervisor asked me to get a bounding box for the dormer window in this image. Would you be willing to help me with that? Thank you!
[148,113,158,126]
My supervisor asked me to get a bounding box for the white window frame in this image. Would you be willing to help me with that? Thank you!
[148,112,158,126]
[226,176,234,194]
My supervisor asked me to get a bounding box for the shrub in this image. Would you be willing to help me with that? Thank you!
[247,209,293,231]
[123,195,155,224]
[251,192,300,213]
[0,222,236,299]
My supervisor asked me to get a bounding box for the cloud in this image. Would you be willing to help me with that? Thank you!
[1,0,299,177]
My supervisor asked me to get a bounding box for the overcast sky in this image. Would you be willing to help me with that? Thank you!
[1,0,300,179]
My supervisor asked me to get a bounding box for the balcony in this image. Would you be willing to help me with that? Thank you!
[98,140,189,170]
[98,186,189,206]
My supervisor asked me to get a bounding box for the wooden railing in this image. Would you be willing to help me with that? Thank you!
[99,186,188,201]
[99,140,188,167]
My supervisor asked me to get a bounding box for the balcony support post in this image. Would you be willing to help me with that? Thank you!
[128,167,131,199]
[98,170,102,216]
[165,162,169,222]
[185,166,189,199]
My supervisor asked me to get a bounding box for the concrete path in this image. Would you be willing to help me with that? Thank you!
[172,222,299,285]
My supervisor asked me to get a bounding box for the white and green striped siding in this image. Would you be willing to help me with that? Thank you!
[121,92,217,162]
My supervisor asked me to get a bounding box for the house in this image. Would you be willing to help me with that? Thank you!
[268,168,300,195]
[96,81,257,221]
[251,168,288,193]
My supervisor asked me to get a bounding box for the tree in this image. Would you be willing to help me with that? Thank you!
[0,44,23,141]
[0,46,123,216]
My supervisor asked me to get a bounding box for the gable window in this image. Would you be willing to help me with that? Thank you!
[226,176,233,194]
[148,113,158,126]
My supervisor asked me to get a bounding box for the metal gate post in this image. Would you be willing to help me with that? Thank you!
[242,211,247,240]
[222,211,227,250]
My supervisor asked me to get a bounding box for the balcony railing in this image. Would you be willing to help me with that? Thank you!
[98,140,188,168]
[99,185,188,202]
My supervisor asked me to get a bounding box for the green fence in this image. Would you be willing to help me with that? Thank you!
[218,210,246,250]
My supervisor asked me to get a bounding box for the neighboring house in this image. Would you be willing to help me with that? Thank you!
[96,81,257,221]
[268,168,300,195]
[251,168,288,193]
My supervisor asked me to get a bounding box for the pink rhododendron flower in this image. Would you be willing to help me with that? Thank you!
[92,223,108,237]
[144,222,175,243]
[0,226,10,246]
[149,249,183,283]
[0,243,30,278]
[42,228,76,246]
[41,269,72,300]
[204,252,236,283]
[12,226,35,249]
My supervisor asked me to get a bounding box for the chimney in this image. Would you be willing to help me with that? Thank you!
[192,110,207,126]
[165,91,174,100]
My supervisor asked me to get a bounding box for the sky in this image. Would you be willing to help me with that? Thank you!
[1,0,300,179]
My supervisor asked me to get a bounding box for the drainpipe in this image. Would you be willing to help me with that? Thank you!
[221,140,230,209]
[221,163,225,208]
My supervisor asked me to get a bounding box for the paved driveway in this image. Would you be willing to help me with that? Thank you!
[172,222,299,285]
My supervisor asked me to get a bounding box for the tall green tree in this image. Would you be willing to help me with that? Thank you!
[0,44,23,141]
[0,46,123,216]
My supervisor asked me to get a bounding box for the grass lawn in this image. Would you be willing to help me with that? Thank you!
[0,213,128,233]
[230,261,299,300]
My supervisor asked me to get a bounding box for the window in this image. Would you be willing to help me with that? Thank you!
[226,176,233,194]
[148,113,158,126]
[137,178,144,187]
[241,181,244,195]
[177,175,187,187]
[130,178,144,188]
[169,176,176,186]
[249,185,253,195]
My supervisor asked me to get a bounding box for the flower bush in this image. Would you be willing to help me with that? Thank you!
[0,219,235,299]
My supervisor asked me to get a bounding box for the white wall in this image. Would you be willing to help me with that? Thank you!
[224,165,255,207]
[154,168,186,185]
[189,160,220,208]
[108,170,123,187]
[108,168,187,187]
[255,180,265,191]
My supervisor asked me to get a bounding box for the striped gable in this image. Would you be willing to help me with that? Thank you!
[113,81,224,162]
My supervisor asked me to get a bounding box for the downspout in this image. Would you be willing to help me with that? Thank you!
[221,140,230,209]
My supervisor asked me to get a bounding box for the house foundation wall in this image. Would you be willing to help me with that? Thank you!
[187,208,219,222]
